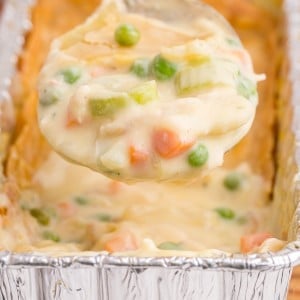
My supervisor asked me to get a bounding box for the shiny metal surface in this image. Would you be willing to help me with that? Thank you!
[0,0,300,299]
[0,0,33,103]
[0,255,293,299]
[121,0,235,35]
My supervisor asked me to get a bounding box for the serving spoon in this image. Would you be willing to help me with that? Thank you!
[38,0,260,182]
[121,0,234,34]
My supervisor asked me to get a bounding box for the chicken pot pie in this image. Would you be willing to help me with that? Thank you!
[38,1,263,182]
[0,0,286,256]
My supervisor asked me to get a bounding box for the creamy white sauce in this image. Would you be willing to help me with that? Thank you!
[0,1,287,258]
[6,152,279,256]
[38,1,262,181]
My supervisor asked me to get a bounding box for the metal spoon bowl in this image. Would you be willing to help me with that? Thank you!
[120,0,236,37]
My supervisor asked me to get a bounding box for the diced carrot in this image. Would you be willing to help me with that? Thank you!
[65,109,81,128]
[103,231,138,252]
[152,128,193,159]
[66,118,81,128]
[240,232,272,253]
[108,180,122,195]
[57,201,77,218]
[129,146,149,166]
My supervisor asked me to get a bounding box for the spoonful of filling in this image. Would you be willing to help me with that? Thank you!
[38,0,264,182]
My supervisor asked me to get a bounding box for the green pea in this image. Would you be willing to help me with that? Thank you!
[115,23,140,47]
[223,172,243,191]
[30,208,50,226]
[61,67,81,84]
[74,196,89,206]
[131,58,151,78]
[96,213,113,222]
[187,144,208,168]
[89,96,128,116]
[236,71,257,100]
[158,241,182,250]
[43,231,60,242]
[215,207,235,220]
[151,55,177,81]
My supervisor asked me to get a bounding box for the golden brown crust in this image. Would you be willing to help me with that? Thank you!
[5,0,101,187]
[205,0,283,189]
[224,25,282,189]
[5,0,282,190]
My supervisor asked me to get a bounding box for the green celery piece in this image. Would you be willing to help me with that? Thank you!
[89,95,128,117]
[236,72,257,100]
[176,78,218,96]
[129,81,158,105]
[175,63,220,96]
[158,241,183,250]
[175,59,239,96]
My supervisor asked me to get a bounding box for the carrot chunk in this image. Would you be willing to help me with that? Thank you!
[240,232,272,253]
[108,180,122,195]
[129,146,149,165]
[65,110,81,128]
[57,201,77,218]
[152,128,193,159]
[103,231,138,252]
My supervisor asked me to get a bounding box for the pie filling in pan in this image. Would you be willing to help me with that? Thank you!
[0,0,300,299]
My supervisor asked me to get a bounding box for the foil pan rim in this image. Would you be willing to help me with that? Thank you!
[0,242,300,270]
[286,0,300,250]
[0,0,300,271]
[0,0,34,102]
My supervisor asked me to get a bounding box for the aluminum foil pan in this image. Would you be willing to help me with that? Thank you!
[0,0,34,162]
[0,0,33,103]
[0,0,300,299]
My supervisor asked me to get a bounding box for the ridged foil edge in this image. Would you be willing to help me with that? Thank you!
[286,0,300,244]
[0,0,34,103]
[0,0,299,273]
